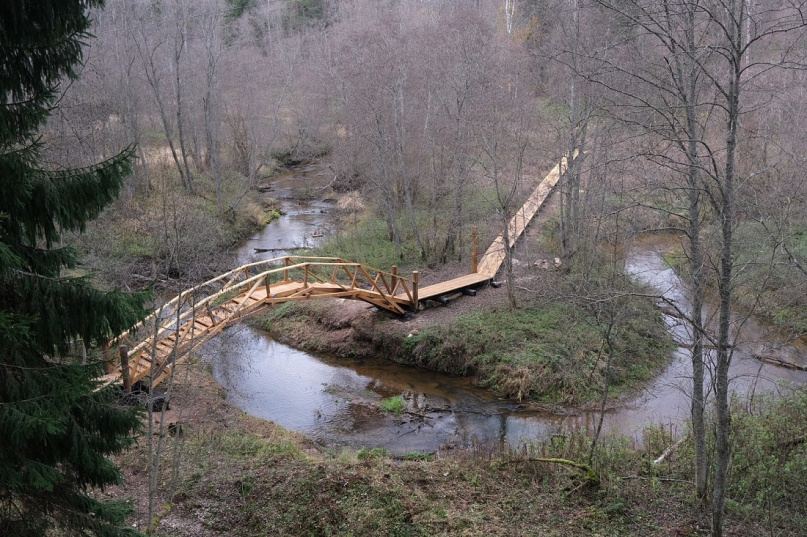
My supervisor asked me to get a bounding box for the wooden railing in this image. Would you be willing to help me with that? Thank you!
[103,257,418,389]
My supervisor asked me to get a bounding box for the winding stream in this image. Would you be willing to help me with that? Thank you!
[203,165,807,455]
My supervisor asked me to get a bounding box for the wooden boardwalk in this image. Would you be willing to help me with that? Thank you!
[406,154,569,303]
[103,156,569,390]
[476,156,567,278]
[410,273,492,302]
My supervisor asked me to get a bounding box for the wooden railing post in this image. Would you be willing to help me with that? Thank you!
[283,257,290,282]
[471,228,479,274]
[391,265,398,293]
[264,274,271,296]
[119,345,131,394]
[303,264,309,288]
[412,270,419,308]
[102,342,114,374]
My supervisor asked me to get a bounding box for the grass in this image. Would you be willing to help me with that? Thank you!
[119,401,706,536]
[357,447,389,461]
[212,288,240,306]
[728,220,807,334]
[379,395,406,414]
[401,299,670,404]
[317,182,512,271]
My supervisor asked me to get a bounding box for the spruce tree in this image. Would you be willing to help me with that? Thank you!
[0,2,149,535]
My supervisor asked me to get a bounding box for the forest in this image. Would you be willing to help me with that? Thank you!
[3,0,807,536]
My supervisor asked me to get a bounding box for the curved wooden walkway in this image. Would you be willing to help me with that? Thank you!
[101,257,418,388]
[102,155,570,390]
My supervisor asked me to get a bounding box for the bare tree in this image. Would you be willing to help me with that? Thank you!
[473,64,534,308]
[591,1,807,534]
[200,6,225,212]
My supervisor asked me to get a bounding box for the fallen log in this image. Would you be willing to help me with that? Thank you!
[504,457,600,491]
[254,247,302,253]
[653,436,687,465]
[752,353,807,371]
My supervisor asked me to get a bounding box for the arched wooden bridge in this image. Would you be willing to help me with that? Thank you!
[101,155,570,390]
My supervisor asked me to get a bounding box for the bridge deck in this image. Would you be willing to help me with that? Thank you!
[405,273,491,301]
[476,157,566,278]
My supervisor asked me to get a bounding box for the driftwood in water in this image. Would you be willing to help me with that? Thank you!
[752,353,807,371]
[254,247,300,253]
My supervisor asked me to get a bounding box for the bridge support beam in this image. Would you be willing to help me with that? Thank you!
[471,228,479,274]
[119,345,131,394]
[412,270,419,309]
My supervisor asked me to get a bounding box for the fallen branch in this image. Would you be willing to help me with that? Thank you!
[504,457,600,489]
[653,436,687,465]
[779,434,807,450]
[752,354,807,371]
[254,247,307,253]
[619,476,693,485]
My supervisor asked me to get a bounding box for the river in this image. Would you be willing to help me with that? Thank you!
[202,164,807,455]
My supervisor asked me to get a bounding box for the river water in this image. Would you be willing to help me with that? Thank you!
[203,165,807,455]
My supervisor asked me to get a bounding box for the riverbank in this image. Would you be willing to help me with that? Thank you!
[97,166,807,536]
[254,262,673,406]
[107,358,700,536]
[107,355,807,536]
[71,172,284,294]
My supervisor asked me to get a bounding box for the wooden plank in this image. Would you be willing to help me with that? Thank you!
[477,158,565,278]
[408,273,491,301]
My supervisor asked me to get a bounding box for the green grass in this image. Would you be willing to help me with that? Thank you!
[357,447,389,461]
[211,430,302,460]
[212,288,240,306]
[400,451,433,461]
[316,183,511,270]
[400,300,671,403]
[379,395,406,414]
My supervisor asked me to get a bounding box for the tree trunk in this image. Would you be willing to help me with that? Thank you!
[172,8,194,192]
[712,18,742,537]
[681,0,708,502]
[394,80,425,259]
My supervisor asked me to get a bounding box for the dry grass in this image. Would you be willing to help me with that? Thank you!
[104,363,705,536]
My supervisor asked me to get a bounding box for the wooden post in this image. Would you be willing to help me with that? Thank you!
[412,270,419,309]
[303,264,309,288]
[206,303,218,326]
[391,265,398,294]
[102,342,114,374]
[119,345,131,394]
[283,257,290,282]
[471,228,479,274]
[264,275,271,297]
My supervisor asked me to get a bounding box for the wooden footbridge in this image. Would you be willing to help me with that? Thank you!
[101,156,570,391]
